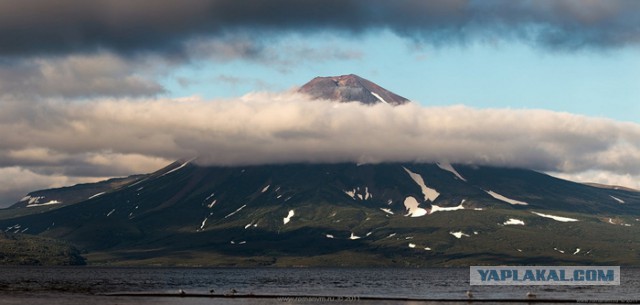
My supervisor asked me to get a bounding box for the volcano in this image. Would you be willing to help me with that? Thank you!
[1,76,639,267]
[298,74,410,105]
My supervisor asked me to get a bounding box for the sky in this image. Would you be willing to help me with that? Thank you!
[0,0,639,206]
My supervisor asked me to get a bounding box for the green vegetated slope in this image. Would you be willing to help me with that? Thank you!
[0,231,85,265]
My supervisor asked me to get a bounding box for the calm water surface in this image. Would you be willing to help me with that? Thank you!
[0,267,638,304]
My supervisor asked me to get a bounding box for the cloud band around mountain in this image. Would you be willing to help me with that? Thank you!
[2,92,639,172]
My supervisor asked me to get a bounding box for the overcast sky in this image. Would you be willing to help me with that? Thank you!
[1,0,639,206]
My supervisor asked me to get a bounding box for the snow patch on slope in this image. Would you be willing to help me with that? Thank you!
[380,208,394,215]
[160,158,195,177]
[283,210,295,225]
[430,200,466,213]
[207,199,217,208]
[437,162,467,181]
[371,92,389,105]
[205,193,215,200]
[610,195,625,204]
[605,217,632,226]
[503,218,525,225]
[344,189,356,199]
[450,231,470,239]
[88,192,106,200]
[531,211,578,222]
[22,196,44,205]
[27,200,62,208]
[224,204,247,219]
[485,190,528,205]
[344,187,372,200]
[403,196,428,217]
[403,167,439,202]
[199,217,209,230]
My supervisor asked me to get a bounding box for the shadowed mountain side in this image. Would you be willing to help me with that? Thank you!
[1,160,639,266]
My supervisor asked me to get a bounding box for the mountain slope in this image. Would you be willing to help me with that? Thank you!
[2,75,639,266]
[298,74,410,105]
[8,175,146,210]
[0,232,85,265]
[1,161,638,266]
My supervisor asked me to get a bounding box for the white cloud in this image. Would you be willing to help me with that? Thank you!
[0,167,106,207]
[0,53,165,99]
[550,170,639,191]
[1,92,639,205]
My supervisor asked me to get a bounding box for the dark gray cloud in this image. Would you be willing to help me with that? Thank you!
[0,36,363,99]
[0,0,638,57]
[185,37,363,71]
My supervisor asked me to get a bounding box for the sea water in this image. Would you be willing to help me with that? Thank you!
[0,267,638,304]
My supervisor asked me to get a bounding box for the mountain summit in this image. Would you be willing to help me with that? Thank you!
[298,74,410,105]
